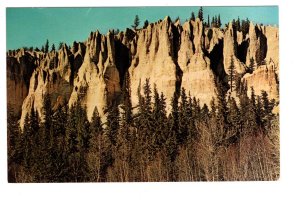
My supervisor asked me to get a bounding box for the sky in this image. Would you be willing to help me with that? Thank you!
[6,6,278,50]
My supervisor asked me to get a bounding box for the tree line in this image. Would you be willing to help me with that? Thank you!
[19,39,66,53]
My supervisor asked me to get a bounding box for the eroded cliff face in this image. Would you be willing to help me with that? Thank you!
[126,17,179,111]
[246,22,268,66]
[223,22,246,74]
[7,49,37,115]
[68,31,121,120]
[243,60,279,100]
[6,17,279,128]
[20,48,73,126]
[178,19,216,107]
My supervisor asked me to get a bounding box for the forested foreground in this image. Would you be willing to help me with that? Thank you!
[7,77,279,182]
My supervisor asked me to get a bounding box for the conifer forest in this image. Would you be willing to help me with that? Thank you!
[7,75,279,182]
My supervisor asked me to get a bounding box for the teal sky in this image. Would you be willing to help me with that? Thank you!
[6,6,278,50]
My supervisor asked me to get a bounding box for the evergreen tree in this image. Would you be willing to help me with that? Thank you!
[50,102,68,181]
[207,15,210,27]
[51,44,55,52]
[137,79,145,115]
[212,16,215,27]
[140,78,155,159]
[241,18,250,37]
[66,104,79,154]
[255,95,264,131]
[41,45,45,53]
[228,56,236,92]
[178,88,189,144]
[151,85,168,153]
[249,57,255,73]
[132,15,140,30]
[7,105,20,182]
[58,42,64,50]
[261,91,275,130]
[165,91,180,181]
[22,113,33,170]
[201,103,209,123]
[217,14,222,28]
[236,16,241,31]
[190,12,195,21]
[121,72,133,124]
[245,87,258,134]
[106,101,120,146]
[143,78,152,119]
[198,6,203,21]
[45,39,49,53]
[228,97,241,138]
[90,107,104,181]
[215,79,229,140]
[90,107,103,139]
[187,92,196,141]
[29,106,40,171]
[168,91,179,159]
[143,20,149,29]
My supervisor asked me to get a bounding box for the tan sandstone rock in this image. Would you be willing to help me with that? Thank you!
[242,60,279,101]
[223,22,246,74]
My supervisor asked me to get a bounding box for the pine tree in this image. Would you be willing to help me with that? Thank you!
[228,56,236,92]
[58,42,63,50]
[103,100,120,180]
[143,20,149,29]
[209,97,219,144]
[217,14,222,28]
[249,57,255,73]
[178,87,189,144]
[198,7,203,21]
[137,79,145,115]
[34,93,54,181]
[207,15,210,27]
[89,107,104,181]
[201,103,209,122]
[228,97,241,137]
[236,17,241,31]
[7,105,20,182]
[168,91,179,158]
[106,101,120,146]
[261,90,275,130]
[215,79,229,140]
[241,87,257,134]
[22,113,33,171]
[241,18,250,37]
[45,39,49,53]
[190,12,195,21]
[132,15,140,30]
[139,78,155,160]
[255,95,264,133]
[143,78,152,119]
[151,85,168,153]
[77,105,91,181]
[186,92,196,141]
[51,44,55,52]
[50,102,68,181]
[66,103,79,154]
[165,91,180,181]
